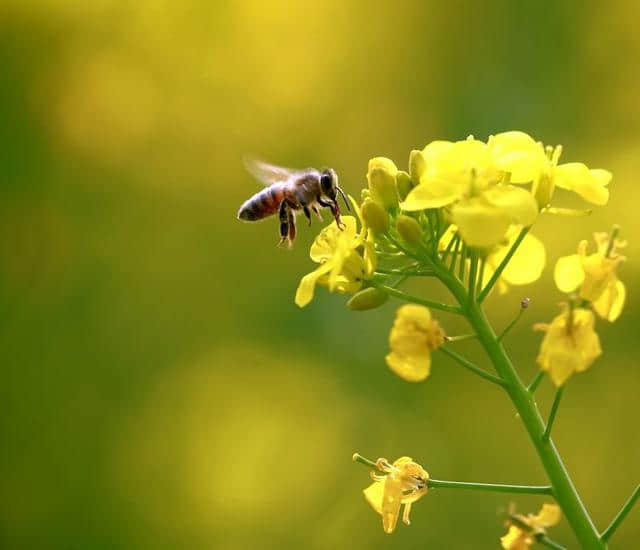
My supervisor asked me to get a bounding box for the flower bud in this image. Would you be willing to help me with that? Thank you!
[396,215,423,244]
[367,157,399,210]
[396,171,413,201]
[347,287,389,311]
[409,149,426,185]
[361,198,389,234]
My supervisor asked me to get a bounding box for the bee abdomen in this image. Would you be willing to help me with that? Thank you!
[237,185,284,221]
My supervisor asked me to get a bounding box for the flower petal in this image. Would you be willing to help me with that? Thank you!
[593,279,626,322]
[386,351,431,382]
[400,174,467,210]
[554,163,610,205]
[500,232,546,285]
[294,261,334,307]
[451,198,511,248]
[363,480,385,514]
[484,185,538,226]
[310,216,358,262]
[530,503,562,528]
[554,254,585,293]
[488,131,547,183]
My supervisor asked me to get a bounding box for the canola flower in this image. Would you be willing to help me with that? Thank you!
[554,230,626,321]
[282,131,635,548]
[385,304,445,382]
[360,456,429,534]
[534,307,602,387]
[501,503,562,549]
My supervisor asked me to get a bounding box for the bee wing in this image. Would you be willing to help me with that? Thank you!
[243,156,304,187]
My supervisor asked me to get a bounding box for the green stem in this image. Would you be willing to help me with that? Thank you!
[439,346,506,387]
[542,387,565,443]
[477,227,529,303]
[539,535,567,550]
[528,371,545,394]
[375,268,434,277]
[468,252,478,303]
[427,261,605,549]
[371,282,462,314]
[428,478,552,495]
[498,307,526,342]
[601,484,640,542]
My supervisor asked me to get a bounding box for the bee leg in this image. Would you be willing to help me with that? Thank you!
[287,207,297,245]
[317,198,344,229]
[278,201,289,246]
[303,205,312,226]
[312,205,323,221]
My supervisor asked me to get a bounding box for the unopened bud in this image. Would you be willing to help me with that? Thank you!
[396,215,423,244]
[520,297,531,309]
[396,171,413,201]
[367,157,399,210]
[409,149,426,185]
[347,287,389,311]
[361,198,389,234]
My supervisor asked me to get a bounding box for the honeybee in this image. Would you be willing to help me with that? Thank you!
[237,158,350,246]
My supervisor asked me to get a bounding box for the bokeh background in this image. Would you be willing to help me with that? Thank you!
[1,1,638,548]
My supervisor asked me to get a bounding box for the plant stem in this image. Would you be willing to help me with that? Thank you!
[601,484,640,542]
[428,479,552,495]
[439,346,506,387]
[528,371,545,394]
[477,227,529,303]
[542,387,565,443]
[498,307,526,342]
[539,535,567,550]
[428,260,605,549]
[371,282,462,314]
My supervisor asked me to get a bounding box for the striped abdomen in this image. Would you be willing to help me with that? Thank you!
[237,184,286,221]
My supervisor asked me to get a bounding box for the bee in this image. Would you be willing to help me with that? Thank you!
[237,157,350,246]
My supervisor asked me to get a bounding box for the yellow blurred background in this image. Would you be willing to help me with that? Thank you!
[1,1,638,548]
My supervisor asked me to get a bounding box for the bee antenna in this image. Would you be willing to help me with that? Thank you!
[337,186,351,211]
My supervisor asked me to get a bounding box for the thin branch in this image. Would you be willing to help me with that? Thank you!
[468,252,478,303]
[542,386,565,443]
[538,535,566,550]
[498,307,527,342]
[601,484,640,542]
[478,227,529,303]
[528,371,545,394]
[428,478,553,495]
[371,282,462,314]
[439,345,507,387]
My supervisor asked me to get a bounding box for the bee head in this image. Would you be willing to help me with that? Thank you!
[320,168,350,211]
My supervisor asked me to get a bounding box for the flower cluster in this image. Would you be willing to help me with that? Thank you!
[534,227,625,386]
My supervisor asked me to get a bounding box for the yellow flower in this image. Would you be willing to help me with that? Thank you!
[534,308,602,386]
[501,503,561,549]
[401,136,538,248]
[438,225,546,294]
[295,214,375,307]
[363,456,429,534]
[488,131,612,208]
[385,305,445,382]
[554,232,626,321]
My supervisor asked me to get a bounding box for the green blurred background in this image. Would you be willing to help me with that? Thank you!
[1,1,638,548]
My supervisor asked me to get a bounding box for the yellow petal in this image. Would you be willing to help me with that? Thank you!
[381,474,403,533]
[386,352,431,382]
[421,140,454,163]
[488,131,547,183]
[593,279,626,322]
[554,163,610,205]
[484,184,538,226]
[501,525,531,550]
[554,254,585,293]
[451,197,510,248]
[530,503,561,528]
[310,216,358,262]
[401,174,466,210]
[294,261,334,307]
[500,232,546,285]
[363,480,385,515]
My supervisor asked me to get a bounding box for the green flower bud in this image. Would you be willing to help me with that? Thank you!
[396,171,412,201]
[409,149,426,185]
[396,214,423,244]
[347,287,389,311]
[367,157,399,210]
[361,198,389,234]
[532,171,555,209]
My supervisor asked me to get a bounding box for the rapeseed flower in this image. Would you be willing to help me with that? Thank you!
[385,305,445,382]
[500,503,561,549]
[534,307,602,386]
[554,231,626,321]
[401,137,538,248]
[362,456,429,534]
